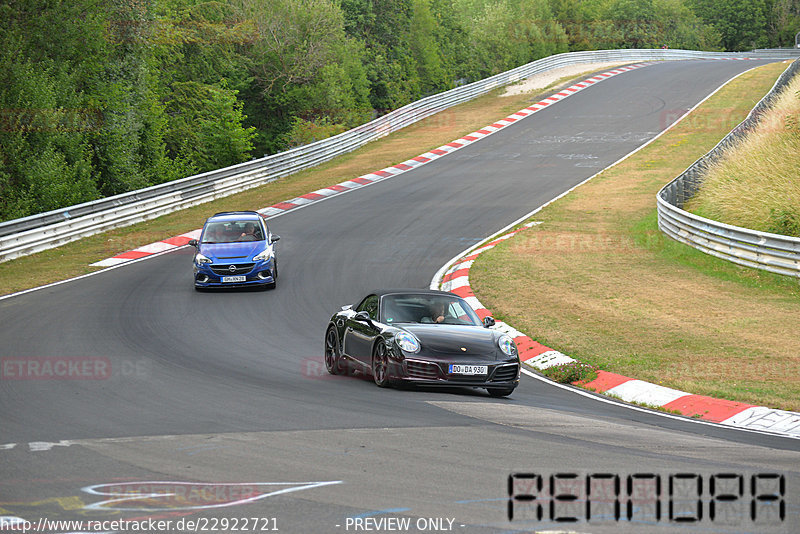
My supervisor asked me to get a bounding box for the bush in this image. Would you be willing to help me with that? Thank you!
[768,208,800,237]
[540,361,598,384]
[281,117,347,148]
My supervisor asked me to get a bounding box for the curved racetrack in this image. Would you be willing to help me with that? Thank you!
[1,60,798,534]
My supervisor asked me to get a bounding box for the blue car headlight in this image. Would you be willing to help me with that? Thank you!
[498,334,517,356]
[195,253,212,264]
[253,248,272,262]
[395,331,420,353]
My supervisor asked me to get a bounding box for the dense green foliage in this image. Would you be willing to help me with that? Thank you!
[1,0,795,221]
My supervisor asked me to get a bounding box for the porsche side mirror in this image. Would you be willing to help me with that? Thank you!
[483,316,496,328]
[188,239,198,247]
[270,235,281,243]
[355,311,372,324]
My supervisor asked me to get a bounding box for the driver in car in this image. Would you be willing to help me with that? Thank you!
[239,222,259,241]
[422,301,449,324]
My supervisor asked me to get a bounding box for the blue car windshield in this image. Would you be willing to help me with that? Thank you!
[381,295,481,326]
[202,221,264,243]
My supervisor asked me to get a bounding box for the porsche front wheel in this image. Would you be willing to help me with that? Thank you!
[372,342,392,388]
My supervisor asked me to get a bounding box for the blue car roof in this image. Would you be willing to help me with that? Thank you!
[206,211,263,223]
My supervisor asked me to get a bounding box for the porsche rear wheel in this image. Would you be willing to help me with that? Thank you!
[324,327,342,375]
[372,342,392,388]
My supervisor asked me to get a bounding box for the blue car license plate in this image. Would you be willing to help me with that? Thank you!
[221,275,246,283]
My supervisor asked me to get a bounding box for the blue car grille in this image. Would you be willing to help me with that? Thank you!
[492,364,518,382]
[209,263,255,276]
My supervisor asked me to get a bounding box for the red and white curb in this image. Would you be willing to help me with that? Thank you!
[91,64,650,267]
[91,231,202,267]
[435,222,800,439]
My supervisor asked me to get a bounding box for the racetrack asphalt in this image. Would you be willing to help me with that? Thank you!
[1,59,798,534]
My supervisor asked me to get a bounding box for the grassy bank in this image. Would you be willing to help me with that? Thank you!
[685,72,800,236]
[470,61,800,412]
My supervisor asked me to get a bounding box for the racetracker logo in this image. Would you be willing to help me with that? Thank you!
[1,356,111,380]
[82,481,341,511]
[301,357,336,380]
[300,357,362,380]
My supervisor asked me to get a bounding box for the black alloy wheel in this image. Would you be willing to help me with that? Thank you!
[372,342,391,388]
[324,327,342,375]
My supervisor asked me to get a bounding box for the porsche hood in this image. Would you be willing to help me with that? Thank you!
[397,324,500,356]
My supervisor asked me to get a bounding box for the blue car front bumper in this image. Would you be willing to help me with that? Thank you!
[193,258,275,288]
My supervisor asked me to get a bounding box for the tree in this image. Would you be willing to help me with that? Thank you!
[408,0,449,94]
[152,0,257,171]
[454,0,567,79]
[653,0,721,50]
[91,0,167,196]
[0,0,105,219]
[0,57,98,218]
[164,81,255,171]
[237,0,347,93]
[766,0,800,48]
[236,0,372,153]
[689,0,769,50]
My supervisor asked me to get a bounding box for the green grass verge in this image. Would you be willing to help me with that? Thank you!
[631,211,800,293]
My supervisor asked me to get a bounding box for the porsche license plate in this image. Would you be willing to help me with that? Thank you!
[449,364,488,375]
[221,275,246,283]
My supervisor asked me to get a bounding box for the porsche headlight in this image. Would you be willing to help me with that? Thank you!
[195,253,212,264]
[253,248,272,262]
[395,331,420,353]
[498,334,516,356]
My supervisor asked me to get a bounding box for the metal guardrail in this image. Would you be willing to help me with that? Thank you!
[2,48,798,262]
[657,57,800,277]
[753,47,800,55]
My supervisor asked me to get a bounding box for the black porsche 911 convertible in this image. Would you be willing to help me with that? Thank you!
[324,289,520,397]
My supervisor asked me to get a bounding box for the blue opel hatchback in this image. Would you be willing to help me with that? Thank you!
[189,211,280,290]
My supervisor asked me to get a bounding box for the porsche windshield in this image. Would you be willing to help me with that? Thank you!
[381,294,481,326]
